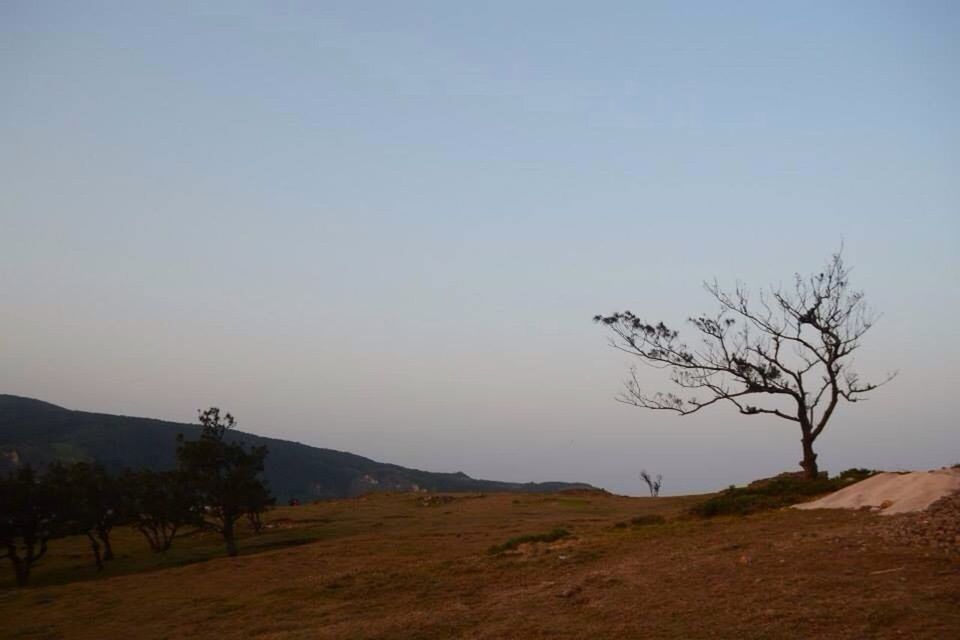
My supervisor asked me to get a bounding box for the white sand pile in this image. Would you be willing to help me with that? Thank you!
[794,467,960,515]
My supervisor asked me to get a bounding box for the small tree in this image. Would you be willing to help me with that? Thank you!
[640,470,663,497]
[245,480,274,534]
[0,466,60,587]
[595,252,895,480]
[124,469,201,553]
[44,462,124,571]
[177,408,271,556]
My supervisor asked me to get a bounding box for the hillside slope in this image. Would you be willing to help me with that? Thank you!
[0,395,593,501]
[3,492,958,637]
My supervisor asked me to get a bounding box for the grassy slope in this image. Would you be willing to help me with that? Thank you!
[1,492,958,639]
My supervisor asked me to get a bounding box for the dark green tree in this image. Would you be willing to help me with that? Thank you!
[124,469,201,553]
[44,462,125,570]
[0,466,60,587]
[177,408,271,556]
[245,479,274,534]
[595,252,895,480]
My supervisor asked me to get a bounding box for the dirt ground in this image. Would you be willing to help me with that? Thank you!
[2,491,958,639]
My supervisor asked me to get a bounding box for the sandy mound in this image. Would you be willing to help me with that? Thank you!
[794,467,960,515]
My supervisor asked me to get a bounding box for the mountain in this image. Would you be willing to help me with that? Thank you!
[0,395,595,501]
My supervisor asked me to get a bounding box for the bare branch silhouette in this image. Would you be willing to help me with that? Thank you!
[596,251,896,479]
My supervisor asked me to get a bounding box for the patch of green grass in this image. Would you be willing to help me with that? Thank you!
[487,528,571,554]
[613,514,667,529]
[688,468,877,518]
[1,509,360,590]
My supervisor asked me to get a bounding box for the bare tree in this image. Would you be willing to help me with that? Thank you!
[595,252,895,480]
[639,469,662,497]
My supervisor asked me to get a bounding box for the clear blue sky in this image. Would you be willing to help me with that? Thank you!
[2,1,957,494]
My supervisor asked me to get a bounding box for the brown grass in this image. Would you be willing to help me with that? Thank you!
[1,491,958,639]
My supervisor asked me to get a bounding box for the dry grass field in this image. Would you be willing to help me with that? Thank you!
[2,490,958,639]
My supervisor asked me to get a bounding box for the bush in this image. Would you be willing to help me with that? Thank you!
[836,468,877,482]
[613,514,666,529]
[488,528,570,554]
[688,470,875,518]
[689,492,784,518]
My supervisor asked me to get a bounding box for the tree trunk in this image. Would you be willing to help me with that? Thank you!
[87,533,103,571]
[223,518,238,557]
[98,528,114,561]
[248,510,263,534]
[145,528,162,553]
[800,435,819,480]
[8,544,31,587]
[161,529,174,552]
[12,557,29,587]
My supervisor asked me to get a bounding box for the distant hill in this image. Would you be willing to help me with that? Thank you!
[0,395,595,501]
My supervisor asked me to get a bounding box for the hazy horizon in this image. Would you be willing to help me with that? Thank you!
[3,2,957,496]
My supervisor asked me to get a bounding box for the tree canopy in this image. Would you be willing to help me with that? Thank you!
[177,408,272,557]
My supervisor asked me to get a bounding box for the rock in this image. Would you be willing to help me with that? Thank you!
[875,490,960,554]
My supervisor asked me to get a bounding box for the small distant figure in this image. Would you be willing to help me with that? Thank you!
[288,498,301,507]
[640,469,663,497]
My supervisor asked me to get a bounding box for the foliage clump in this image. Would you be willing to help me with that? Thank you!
[614,514,667,529]
[835,468,876,483]
[176,408,273,557]
[689,469,876,518]
[1,406,273,586]
[124,469,203,553]
[488,527,570,554]
[44,461,125,570]
[0,466,58,586]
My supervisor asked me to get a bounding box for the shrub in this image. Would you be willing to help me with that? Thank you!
[688,470,874,518]
[836,468,877,482]
[630,514,666,526]
[488,528,570,554]
[689,492,784,518]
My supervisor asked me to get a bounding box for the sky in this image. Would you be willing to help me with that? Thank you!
[2,1,957,495]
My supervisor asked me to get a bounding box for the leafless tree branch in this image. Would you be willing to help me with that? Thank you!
[595,250,895,479]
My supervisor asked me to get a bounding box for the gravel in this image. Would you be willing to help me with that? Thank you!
[875,490,960,554]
